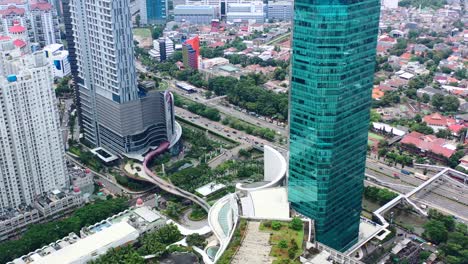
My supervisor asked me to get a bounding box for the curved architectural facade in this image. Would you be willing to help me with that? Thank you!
[207,194,239,263]
[236,145,287,192]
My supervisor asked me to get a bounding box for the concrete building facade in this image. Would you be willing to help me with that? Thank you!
[0,41,69,210]
[149,37,174,62]
[226,2,264,23]
[174,5,216,24]
[70,0,177,156]
[139,0,167,25]
[267,1,293,21]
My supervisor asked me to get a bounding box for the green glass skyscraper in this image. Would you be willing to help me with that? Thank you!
[288,0,380,251]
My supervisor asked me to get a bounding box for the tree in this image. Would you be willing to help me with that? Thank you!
[289,217,303,231]
[405,88,417,99]
[272,221,282,230]
[431,94,445,109]
[422,93,430,104]
[454,68,467,80]
[423,220,448,244]
[186,233,207,248]
[278,239,288,249]
[152,25,164,39]
[436,129,451,139]
[135,15,141,27]
[0,198,128,263]
[448,150,464,169]
[166,201,182,219]
[91,246,145,264]
[273,67,287,81]
[442,95,460,112]
[414,114,422,123]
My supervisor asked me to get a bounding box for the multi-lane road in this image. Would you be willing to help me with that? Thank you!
[365,158,468,220]
[136,65,468,219]
[166,79,288,136]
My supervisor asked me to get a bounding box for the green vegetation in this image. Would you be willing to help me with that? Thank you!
[207,75,289,120]
[151,25,164,39]
[91,224,183,263]
[389,39,408,56]
[431,94,460,113]
[189,204,207,221]
[217,219,247,264]
[363,186,399,205]
[372,90,401,108]
[91,246,144,264]
[260,220,304,263]
[169,164,212,193]
[55,76,73,97]
[376,140,414,167]
[132,27,152,38]
[181,126,223,160]
[222,116,276,141]
[69,145,104,172]
[422,210,467,264]
[164,201,184,220]
[174,94,221,121]
[200,45,224,58]
[399,0,447,9]
[0,198,128,263]
[113,172,151,191]
[212,159,264,185]
[186,233,207,248]
[289,217,303,231]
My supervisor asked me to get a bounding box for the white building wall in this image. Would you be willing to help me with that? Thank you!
[383,0,398,9]
[0,47,68,210]
[139,0,148,24]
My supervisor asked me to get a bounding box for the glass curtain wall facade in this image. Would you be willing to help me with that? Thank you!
[288,0,380,251]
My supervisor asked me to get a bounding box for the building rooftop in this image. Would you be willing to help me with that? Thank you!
[240,187,289,220]
[195,182,226,197]
[27,222,138,264]
[400,131,456,158]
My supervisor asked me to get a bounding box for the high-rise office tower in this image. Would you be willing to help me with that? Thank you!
[288,0,380,251]
[149,37,174,62]
[0,40,69,210]
[70,0,176,155]
[182,36,200,69]
[139,0,168,25]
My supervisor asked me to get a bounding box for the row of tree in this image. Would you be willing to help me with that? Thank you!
[0,198,129,263]
[363,186,399,205]
[208,75,289,120]
[422,210,467,264]
[222,116,276,141]
[91,224,185,264]
[174,94,221,121]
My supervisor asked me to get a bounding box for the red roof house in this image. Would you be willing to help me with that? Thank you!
[423,113,457,130]
[400,131,456,161]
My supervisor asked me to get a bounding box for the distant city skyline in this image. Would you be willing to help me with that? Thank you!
[288,0,381,251]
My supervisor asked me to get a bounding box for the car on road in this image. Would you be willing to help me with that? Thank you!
[393,173,400,179]
[379,167,383,170]
[401,169,411,175]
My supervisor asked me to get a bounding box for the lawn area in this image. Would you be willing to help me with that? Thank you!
[133,28,152,38]
[368,132,384,141]
[259,221,304,264]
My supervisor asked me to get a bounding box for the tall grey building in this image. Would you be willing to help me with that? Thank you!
[267,1,293,21]
[70,0,177,156]
[0,40,69,210]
